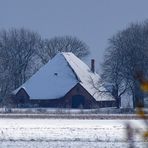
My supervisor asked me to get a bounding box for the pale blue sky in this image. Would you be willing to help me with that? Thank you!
[0,0,148,72]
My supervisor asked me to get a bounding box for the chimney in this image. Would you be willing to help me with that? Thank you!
[91,59,95,73]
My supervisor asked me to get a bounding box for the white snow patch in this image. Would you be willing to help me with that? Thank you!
[0,119,146,148]
[14,53,78,99]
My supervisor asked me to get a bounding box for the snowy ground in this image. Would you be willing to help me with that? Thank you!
[0,119,147,148]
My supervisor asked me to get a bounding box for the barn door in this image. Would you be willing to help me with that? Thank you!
[72,95,85,108]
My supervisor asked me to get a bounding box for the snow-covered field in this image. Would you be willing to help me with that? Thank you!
[0,119,147,148]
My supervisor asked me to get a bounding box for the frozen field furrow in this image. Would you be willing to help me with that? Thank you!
[0,141,148,148]
[0,119,147,148]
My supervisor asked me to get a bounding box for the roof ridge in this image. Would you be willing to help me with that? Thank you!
[62,53,81,82]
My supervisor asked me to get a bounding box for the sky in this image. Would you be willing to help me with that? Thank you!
[0,0,148,72]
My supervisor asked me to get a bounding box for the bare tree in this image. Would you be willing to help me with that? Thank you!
[101,43,129,108]
[36,36,90,64]
[101,22,148,108]
[0,31,90,105]
[0,28,41,101]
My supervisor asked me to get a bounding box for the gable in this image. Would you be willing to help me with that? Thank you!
[15,88,30,100]
[64,83,96,101]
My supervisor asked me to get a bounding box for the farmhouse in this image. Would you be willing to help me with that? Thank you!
[11,52,116,108]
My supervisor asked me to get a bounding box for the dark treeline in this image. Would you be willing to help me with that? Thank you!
[101,20,148,108]
[0,28,90,104]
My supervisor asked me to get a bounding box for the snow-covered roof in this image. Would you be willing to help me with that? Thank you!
[14,52,114,101]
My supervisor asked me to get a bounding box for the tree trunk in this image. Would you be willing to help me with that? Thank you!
[116,96,121,108]
[134,81,144,108]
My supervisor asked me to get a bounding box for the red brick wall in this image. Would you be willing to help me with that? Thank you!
[63,83,97,108]
[12,83,116,108]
